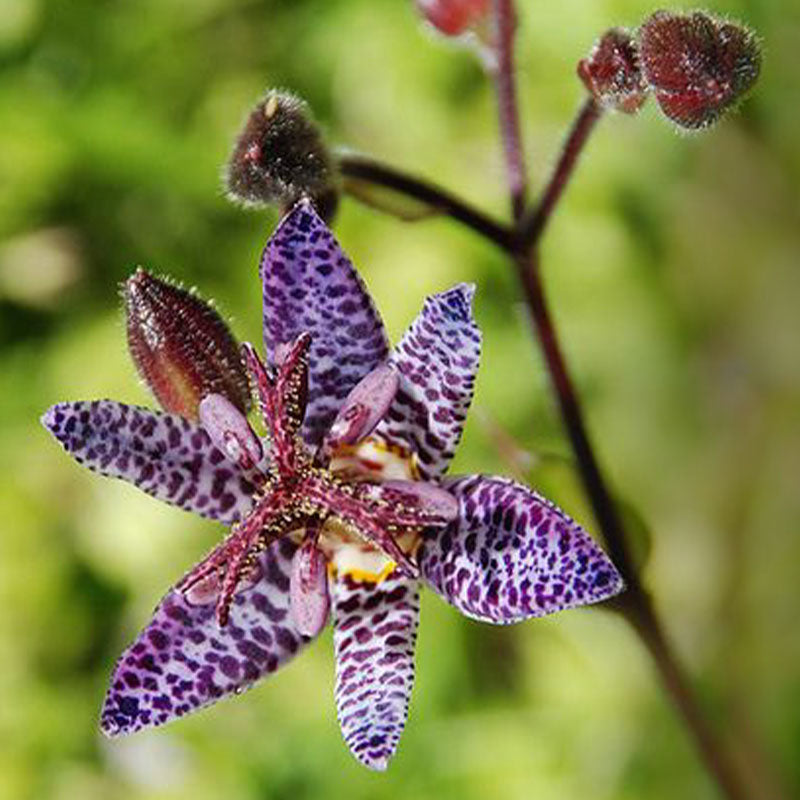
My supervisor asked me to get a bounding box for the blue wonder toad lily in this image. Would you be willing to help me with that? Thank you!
[42,200,624,771]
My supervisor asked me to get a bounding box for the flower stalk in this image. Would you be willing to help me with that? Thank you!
[336,2,762,791]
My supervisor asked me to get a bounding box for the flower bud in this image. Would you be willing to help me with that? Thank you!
[415,0,489,37]
[578,28,648,114]
[124,269,250,420]
[225,90,338,221]
[638,10,761,129]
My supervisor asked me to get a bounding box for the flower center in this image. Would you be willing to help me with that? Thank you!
[179,336,457,631]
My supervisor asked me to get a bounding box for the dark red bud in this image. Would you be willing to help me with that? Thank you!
[124,269,250,420]
[578,28,648,114]
[225,90,338,221]
[638,10,761,129]
[415,0,489,37]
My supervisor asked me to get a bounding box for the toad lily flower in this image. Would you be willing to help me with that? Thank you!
[42,200,624,770]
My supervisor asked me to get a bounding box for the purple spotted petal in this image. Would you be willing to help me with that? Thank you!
[101,539,308,736]
[332,571,420,771]
[419,475,624,623]
[42,401,256,525]
[261,200,390,446]
[374,284,481,480]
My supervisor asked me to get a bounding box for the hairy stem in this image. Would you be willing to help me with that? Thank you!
[519,97,603,248]
[339,154,513,250]
[490,0,527,220]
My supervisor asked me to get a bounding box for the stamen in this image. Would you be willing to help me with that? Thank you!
[198,393,263,470]
[324,364,399,452]
[290,533,330,637]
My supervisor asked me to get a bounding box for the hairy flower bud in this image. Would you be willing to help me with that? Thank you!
[578,28,648,114]
[638,10,761,129]
[225,90,338,220]
[415,0,489,37]
[124,269,250,420]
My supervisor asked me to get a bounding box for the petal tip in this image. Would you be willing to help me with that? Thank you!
[431,282,477,323]
[41,403,69,440]
[272,196,324,239]
[361,754,390,772]
[40,404,59,433]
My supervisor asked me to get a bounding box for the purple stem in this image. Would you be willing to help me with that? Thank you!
[341,153,753,798]
[519,97,603,248]
[491,0,527,220]
[338,154,514,250]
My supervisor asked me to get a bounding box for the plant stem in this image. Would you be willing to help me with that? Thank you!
[490,0,527,220]
[341,153,754,799]
[515,253,748,799]
[338,154,513,250]
[519,97,603,248]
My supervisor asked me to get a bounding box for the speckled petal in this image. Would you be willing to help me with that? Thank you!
[418,475,625,623]
[374,284,481,480]
[332,571,420,771]
[101,539,309,736]
[261,200,389,446]
[41,401,257,525]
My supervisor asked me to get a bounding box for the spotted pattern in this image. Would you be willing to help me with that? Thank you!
[419,476,625,623]
[261,200,389,447]
[375,284,481,480]
[101,539,309,736]
[42,401,256,525]
[332,572,420,771]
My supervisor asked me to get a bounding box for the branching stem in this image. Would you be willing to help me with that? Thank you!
[338,13,755,796]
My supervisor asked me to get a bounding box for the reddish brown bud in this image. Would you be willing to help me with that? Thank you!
[124,269,250,420]
[578,28,648,114]
[225,90,338,221]
[415,0,489,37]
[638,10,761,129]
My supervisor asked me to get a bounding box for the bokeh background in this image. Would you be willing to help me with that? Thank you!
[1,0,799,798]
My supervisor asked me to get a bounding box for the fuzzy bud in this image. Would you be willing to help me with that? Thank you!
[578,28,648,114]
[124,269,250,421]
[225,90,338,221]
[415,0,489,37]
[638,10,761,129]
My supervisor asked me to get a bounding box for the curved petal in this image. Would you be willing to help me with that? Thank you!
[374,283,481,480]
[42,401,257,525]
[418,475,624,624]
[101,539,309,736]
[332,571,420,771]
[261,200,389,447]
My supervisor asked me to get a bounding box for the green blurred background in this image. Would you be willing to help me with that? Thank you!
[1,0,799,798]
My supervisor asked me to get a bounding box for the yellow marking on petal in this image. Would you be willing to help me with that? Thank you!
[329,561,397,585]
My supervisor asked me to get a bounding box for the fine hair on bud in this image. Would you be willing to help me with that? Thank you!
[225,90,337,217]
[124,269,251,421]
[638,10,762,130]
[578,28,648,114]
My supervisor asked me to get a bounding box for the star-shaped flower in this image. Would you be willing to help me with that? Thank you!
[42,200,624,770]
